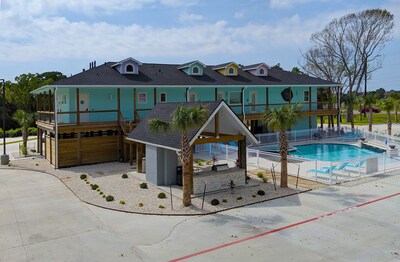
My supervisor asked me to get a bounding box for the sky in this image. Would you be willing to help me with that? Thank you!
[0,0,399,91]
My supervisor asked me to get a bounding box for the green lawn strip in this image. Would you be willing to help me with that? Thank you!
[318,113,397,126]
[0,137,36,146]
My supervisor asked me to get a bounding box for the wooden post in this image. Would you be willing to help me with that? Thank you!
[117,88,121,121]
[136,143,143,173]
[37,128,40,153]
[215,112,219,138]
[130,143,133,165]
[76,88,80,125]
[48,90,52,122]
[215,88,218,100]
[133,89,137,122]
[154,87,157,105]
[238,139,247,169]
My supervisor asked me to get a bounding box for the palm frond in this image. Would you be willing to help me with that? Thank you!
[148,119,170,134]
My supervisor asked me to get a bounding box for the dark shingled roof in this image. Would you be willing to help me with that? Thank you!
[127,101,222,150]
[212,62,236,70]
[242,63,268,70]
[176,60,205,69]
[46,62,339,87]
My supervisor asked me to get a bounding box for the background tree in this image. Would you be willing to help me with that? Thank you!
[149,105,207,206]
[362,94,378,132]
[388,92,400,122]
[262,104,302,188]
[377,98,394,136]
[271,63,283,70]
[300,9,394,118]
[12,110,35,156]
[342,93,356,129]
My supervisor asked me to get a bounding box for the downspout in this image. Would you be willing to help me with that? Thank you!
[242,86,247,122]
[54,87,59,169]
[186,86,192,102]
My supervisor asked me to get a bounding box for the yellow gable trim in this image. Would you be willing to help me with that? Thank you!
[217,64,238,76]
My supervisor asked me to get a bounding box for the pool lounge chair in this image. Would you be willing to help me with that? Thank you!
[345,159,366,168]
[322,162,349,171]
[339,132,360,142]
[308,167,333,174]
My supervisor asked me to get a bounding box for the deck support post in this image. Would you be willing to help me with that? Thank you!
[136,143,144,173]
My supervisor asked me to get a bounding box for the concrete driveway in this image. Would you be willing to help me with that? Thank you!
[1,169,399,261]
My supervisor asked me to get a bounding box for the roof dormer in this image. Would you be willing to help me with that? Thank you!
[242,63,269,76]
[177,60,206,76]
[212,62,239,76]
[111,57,142,75]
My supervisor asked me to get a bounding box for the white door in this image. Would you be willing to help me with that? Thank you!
[57,90,69,123]
[250,91,257,112]
[79,93,90,122]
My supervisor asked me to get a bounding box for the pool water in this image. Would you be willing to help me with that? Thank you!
[289,143,379,161]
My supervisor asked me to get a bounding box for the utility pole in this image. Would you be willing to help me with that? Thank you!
[1,79,9,165]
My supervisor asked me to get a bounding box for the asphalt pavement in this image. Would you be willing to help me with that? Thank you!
[0,168,399,261]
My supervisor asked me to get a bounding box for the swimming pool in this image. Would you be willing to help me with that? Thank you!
[259,145,297,153]
[289,143,380,161]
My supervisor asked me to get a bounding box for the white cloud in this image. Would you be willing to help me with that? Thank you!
[0,0,197,16]
[269,0,327,9]
[179,13,204,22]
[234,12,244,19]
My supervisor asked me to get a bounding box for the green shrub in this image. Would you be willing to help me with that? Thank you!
[30,149,36,153]
[28,127,38,136]
[158,192,166,199]
[80,174,87,179]
[102,195,106,198]
[119,200,126,205]
[222,199,227,203]
[0,128,3,137]
[99,192,103,195]
[91,184,99,190]
[257,190,265,196]
[257,172,264,178]
[252,194,256,198]
[96,188,100,192]
[159,205,165,209]
[211,199,219,205]
[121,173,128,179]
[262,177,268,183]
[6,128,21,137]
[106,195,114,202]
[140,182,148,189]
[237,196,243,200]
[86,181,89,184]
[206,160,212,165]
[138,202,143,207]
[196,159,203,166]
[35,163,38,166]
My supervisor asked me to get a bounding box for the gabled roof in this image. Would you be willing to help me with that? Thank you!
[177,60,206,69]
[126,100,259,151]
[111,57,142,67]
[242,63,270,71]
[212,62,238,70]
[31,61,341,94]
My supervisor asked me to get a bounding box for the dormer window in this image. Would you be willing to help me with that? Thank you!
[126,64,134,73]
[228,67,235,75]
[177,61,205,76]
[259,68,265,75]
[192,66,199,75]
[242,63,269,76]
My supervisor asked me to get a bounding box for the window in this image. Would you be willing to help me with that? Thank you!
[303,90,310,102]
[228,67,235,75]
[217,92,224,101]
[126,64,134,72]
[229,91,241,105]
[192,66,199,74]
[138,92,147,104]
[259,68,265,75]
[160,92,167,103]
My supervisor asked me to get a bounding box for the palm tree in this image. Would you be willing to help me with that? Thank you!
[377,98,395,136]
[13,109,35,156]
[148,105,207,206]
[343,93,356,130]
[362,94,377,132]
[262,104,302,188]
[388,92,400,123]
[355,96,364,121]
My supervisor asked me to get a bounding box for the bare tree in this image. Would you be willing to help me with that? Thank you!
[300,9,394,127]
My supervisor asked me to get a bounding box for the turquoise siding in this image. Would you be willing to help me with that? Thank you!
[55,85,328,130]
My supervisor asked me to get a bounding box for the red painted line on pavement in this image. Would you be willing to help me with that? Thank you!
[169,191,400,262]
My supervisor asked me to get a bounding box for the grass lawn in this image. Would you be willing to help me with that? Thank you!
[318,113,398,126]
[0,137,36,146]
